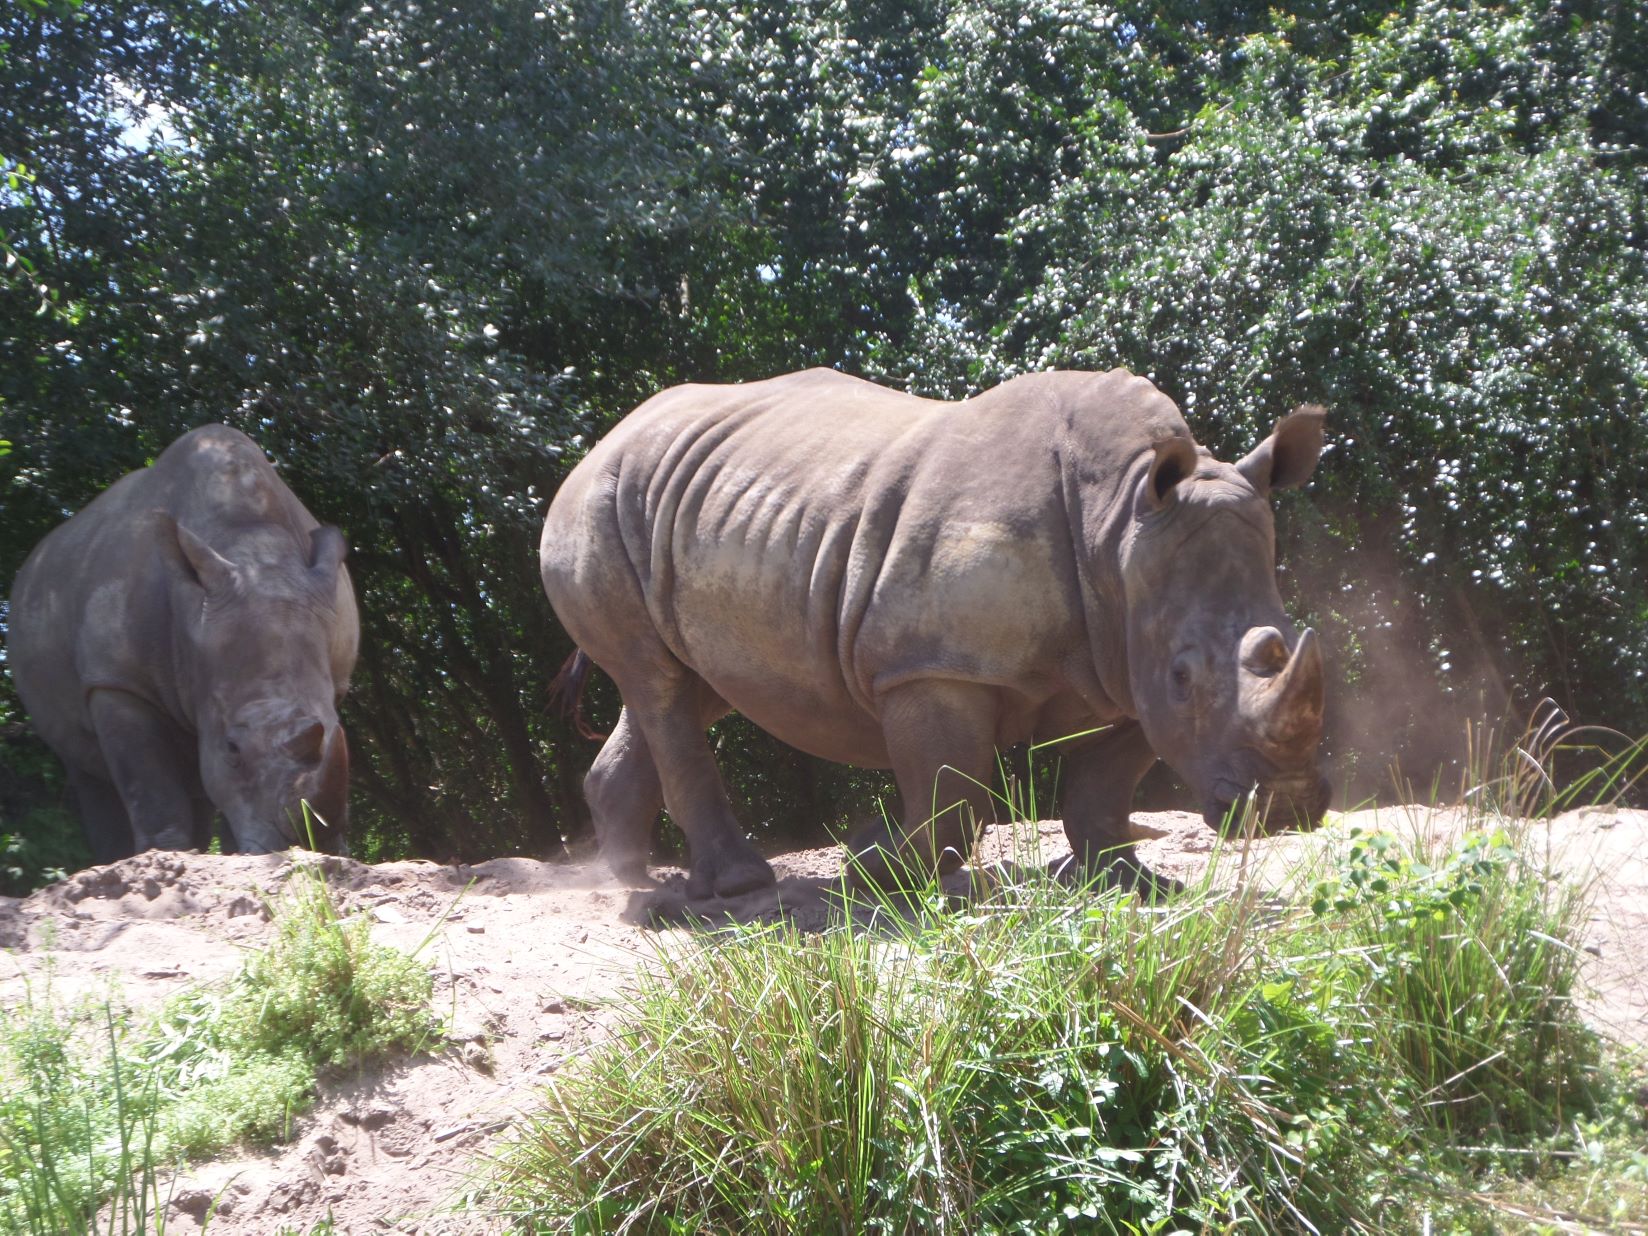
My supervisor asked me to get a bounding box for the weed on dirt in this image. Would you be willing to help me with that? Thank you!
[0,862,437,1235]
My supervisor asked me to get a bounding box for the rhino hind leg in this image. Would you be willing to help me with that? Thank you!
[86,689,198,854]
[584,686,732,884]
[1056,720,1170,889]
[68,770,135,865]
[849,680,1001,890]
[612,671,774,900]
[583,709,660,882]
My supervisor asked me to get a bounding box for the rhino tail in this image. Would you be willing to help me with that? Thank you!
[548,649,608,742]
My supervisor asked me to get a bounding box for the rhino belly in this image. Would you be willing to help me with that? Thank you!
[666,579,891,768]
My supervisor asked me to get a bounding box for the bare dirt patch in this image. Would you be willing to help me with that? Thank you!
[1,807,1642,1234]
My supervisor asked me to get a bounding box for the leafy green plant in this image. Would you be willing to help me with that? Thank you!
[225,865,438,1070]
[1310,825,1598,1144]
[0,808,84,898]
[0,997,184,1235]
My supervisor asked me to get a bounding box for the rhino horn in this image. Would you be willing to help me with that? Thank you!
[1258,628,1324,754]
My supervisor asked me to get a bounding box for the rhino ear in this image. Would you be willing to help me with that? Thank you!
[309,526,348,577]
[1236,405,1326,496]
[175,522,239,593]
[1141,435,1198,512]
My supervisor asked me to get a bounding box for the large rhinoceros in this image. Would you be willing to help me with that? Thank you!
[540,368,1328,896]
[8,424,359,862]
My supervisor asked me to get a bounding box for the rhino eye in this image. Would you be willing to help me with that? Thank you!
[1169,659,1194,702]
[225,739,243,764]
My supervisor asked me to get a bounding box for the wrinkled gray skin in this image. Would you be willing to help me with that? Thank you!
[8,425,359,862]
[540,368,1329,897]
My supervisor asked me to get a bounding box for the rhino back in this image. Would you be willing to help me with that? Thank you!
[545,368,1179,760]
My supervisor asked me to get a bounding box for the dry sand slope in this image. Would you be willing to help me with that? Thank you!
[0,806,1643,1235]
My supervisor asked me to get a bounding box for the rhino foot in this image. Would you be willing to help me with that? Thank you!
[687,849,777,900]
[603,851,653,886]
[1049,851,1184,901]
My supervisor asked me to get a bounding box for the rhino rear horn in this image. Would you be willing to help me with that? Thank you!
[309,526,348,576]
[1236,405,1326,496]
[1261,628,1325,752]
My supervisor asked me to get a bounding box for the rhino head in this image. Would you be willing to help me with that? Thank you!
[1121,406,1330,834]
[174,521,352,853]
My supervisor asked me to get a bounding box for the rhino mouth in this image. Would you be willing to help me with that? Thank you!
[1205,776,1330,835]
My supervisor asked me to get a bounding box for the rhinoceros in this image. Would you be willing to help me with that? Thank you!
[540,368,1328,896]
[8,424,359,862]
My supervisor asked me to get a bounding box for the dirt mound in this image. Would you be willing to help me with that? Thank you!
[1,807,1642,1234]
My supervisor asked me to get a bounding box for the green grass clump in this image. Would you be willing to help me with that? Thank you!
[0,864,438,1234]
[492,820,1614,1234]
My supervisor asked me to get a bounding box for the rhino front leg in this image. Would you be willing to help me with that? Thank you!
[188,792,217,852]
[67,769,136,864]
[849,680,1000,889]
[1057,720,1169,891]
[617,672,775,899]
[87,689,199,853]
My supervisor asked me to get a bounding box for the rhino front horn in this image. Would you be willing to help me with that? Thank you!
[1262,628,1324,751]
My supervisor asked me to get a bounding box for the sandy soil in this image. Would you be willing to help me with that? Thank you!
[0,806,1642,1234]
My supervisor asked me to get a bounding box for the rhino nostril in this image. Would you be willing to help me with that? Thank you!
[1240,627,1289,676]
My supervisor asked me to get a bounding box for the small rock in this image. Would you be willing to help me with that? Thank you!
[168,1188,214,1223]
[308,1132,347,1177]
[372,903,408,924]
[449,1017,489,1043]
[340,1103,395,1131]
[466,924,486,934]
[268,1177,317,1213]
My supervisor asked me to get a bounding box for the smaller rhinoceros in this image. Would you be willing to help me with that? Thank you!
[8,424,359,862]
[541,368,1329,897]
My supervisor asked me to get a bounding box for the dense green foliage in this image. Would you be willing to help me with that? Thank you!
[0,864,436,1233]
[491,822,1613,1232]
[2,0,1645,864]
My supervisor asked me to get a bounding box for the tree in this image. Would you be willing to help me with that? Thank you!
[4,1,1645,881]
